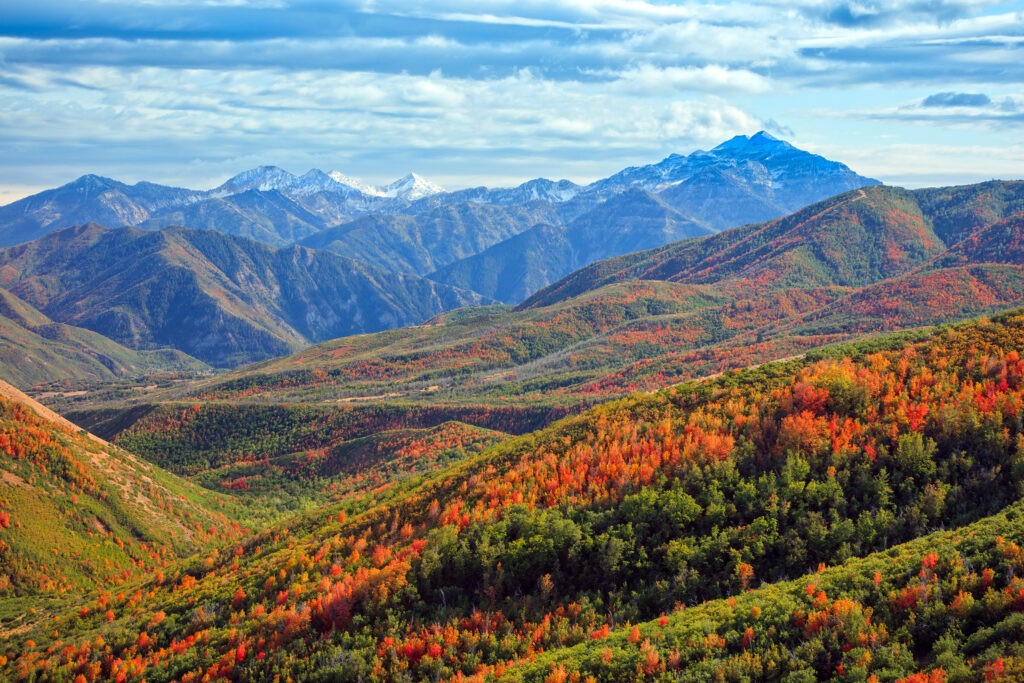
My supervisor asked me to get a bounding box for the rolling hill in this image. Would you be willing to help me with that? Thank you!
[0,223,488,367]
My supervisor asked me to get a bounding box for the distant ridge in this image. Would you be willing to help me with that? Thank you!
[0,132,877,257]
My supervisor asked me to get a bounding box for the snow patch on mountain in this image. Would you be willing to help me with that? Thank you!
[379,173,446,201]
[213,166,300,195]
[327,171,382,197]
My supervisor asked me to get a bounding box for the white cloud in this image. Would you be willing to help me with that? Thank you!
[2,0,1023,198]
[609,64,775,94]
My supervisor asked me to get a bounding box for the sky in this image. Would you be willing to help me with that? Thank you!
[1,0,1023,203]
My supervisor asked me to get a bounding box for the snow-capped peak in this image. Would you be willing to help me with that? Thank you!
[327,171,383,197]
[210,166,445,201]
[380,173,446,201]
[66,174,121,197]
[214,166,299,195]
[288,169,363,197]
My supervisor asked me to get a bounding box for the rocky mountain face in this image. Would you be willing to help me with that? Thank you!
[592,131,876,216]
[0,224,488,366]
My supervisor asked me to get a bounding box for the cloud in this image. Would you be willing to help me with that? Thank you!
[606,64,774,94]
[0,61,773,194]
[810,92,1024,130]
[1,0,1022,198]
[782,0,1000,27]
[922,91,992,107]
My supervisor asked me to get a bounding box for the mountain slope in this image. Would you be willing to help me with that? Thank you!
[0,175,203,248]
[137,189,333,245]
[0,133,878,272]
[0,379,244,601]
[656,162,788,229]
[424,223,573,304]
[428,188,716,302]
[0,224,488,366]
[9,312,1024,680]
[0,287,209,388]
[298,201,566,275]
[520,183,1005,309]
[931,212,1024,268]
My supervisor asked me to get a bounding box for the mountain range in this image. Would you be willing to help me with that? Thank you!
[0,133,878,306]
[0,131,889,381]
[6,132,1024,683]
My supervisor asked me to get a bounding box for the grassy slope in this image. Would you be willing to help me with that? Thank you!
[0,378,250,645]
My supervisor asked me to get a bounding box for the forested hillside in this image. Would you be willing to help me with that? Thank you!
[6,310,1024,680]
[0,378,244,611]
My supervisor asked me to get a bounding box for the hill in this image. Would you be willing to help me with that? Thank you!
[523,181,1024,309]
[0,378,245,611]
[0,287,209,388]
[0,224,488,367]
[7,311,1024,680]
